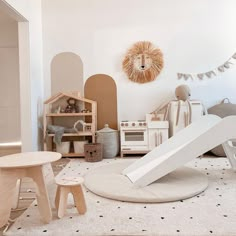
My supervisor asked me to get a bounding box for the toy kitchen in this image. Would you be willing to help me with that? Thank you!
[119,100,204,157]
[120,114,169,157]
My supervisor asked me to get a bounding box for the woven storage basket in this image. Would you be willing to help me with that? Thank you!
[84,143,103,162]
[96,124,119,158]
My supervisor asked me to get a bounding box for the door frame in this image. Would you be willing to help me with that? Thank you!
[0,1,32,151]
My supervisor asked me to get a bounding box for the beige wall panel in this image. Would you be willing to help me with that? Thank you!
[51,52,83,96]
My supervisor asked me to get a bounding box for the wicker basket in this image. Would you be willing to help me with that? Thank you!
[84,143,103,162]
[96,124,119,158]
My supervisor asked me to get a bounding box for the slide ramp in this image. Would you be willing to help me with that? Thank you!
[123,115,236,187]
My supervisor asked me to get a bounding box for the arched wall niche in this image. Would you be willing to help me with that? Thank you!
[84,74,118,130]
[51,52,83,96]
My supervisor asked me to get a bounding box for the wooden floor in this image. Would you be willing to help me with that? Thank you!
[0,150,70,235]
[0,146,21,157]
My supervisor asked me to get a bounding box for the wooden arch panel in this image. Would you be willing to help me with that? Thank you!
[84,74,118,130]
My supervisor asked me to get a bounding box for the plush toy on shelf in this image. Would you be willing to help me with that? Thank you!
[64,98,80,113]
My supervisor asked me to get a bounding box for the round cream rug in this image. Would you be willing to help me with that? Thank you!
[84,160,208,203]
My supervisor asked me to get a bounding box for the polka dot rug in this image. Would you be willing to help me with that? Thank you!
[6,157,236,236]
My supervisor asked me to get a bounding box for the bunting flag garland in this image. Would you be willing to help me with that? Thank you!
[177,52,236,80]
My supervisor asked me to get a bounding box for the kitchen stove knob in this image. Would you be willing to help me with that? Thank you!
[143,122,146,126]
[132,123,135,126]
[121,123,124,126]
[139,123,142,126]
[125,123,128,126]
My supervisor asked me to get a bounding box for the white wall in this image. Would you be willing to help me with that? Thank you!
[1,0,234,149]
[3,0,44,151]
[42,0,236,122]
[0,9,20,143]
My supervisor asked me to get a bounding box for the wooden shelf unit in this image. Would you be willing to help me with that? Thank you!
[43,92,97,157]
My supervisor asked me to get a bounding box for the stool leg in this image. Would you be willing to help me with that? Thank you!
[57,186,70,218]
[71,185,87,214]
[54,186,60,210]
[12,179,21,210]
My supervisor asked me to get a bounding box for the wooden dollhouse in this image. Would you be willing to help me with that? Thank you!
[43,92,97,157]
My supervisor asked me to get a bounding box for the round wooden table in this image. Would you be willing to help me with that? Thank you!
[0,151,61,228]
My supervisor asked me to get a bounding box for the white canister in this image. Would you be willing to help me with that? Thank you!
[73,140,88,153]
[96,124,119,158]
[56,141,70,154]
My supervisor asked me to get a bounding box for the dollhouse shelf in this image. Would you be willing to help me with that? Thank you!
[46,113,93,117]
[47,132,93,137]
[43,92,97,157]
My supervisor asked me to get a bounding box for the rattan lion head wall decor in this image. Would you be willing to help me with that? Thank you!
[122,41,164,83]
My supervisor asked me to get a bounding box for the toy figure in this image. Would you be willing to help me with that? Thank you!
[174,84,192,126]
[64,98,80,113]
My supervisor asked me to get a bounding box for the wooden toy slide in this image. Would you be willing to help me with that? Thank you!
[123,115,236,187]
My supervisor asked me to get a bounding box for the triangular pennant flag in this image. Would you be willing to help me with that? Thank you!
[218,65,225,72]
[177,73,183,79]
[212,69,219,75]
[205,72,211,78]
[197,73,204,80]
[189,74,194,80]
[229,58,236,65]
[224,61,230,69]
[192,74,199,80]
[205,71,216,78]
[183,74,190,80]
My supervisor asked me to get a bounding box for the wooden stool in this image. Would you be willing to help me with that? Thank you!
[55,177,87,218]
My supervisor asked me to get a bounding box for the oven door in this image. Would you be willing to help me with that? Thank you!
[121,129,148,146]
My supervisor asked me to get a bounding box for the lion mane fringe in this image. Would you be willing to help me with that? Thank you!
[122,41,164,83]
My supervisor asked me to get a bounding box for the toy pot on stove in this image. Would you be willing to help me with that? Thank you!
[96,124,119,158]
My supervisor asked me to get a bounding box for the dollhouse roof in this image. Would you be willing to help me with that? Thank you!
[44,91,96,105]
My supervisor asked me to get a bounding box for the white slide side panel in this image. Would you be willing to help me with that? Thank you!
[123,115,236,187]
[123,115,221,175]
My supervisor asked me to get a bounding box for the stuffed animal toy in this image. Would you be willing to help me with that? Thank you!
[174,85,192,126]
[65,98,80,113]
[175,84,191,101]
[151,84,192,130]
[151,84,192,126]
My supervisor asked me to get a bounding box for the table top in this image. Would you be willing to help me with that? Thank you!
[0,151,62,168]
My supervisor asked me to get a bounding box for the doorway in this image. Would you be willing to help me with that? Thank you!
[0,1,30,155]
